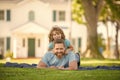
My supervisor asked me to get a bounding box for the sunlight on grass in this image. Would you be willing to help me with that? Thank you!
[82,60,120,64]
[0,58,40,64]
[0,58,120,67]
[80,59,120,66]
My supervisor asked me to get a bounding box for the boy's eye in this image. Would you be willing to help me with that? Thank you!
[53,34,56,36]
[56,33,60,35]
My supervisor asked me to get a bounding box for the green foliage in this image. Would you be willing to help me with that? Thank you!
[72,0,85,24]
[99,2,110,21]
[101,0,120,22]
[4,50,13,58]
[106,0,120,21]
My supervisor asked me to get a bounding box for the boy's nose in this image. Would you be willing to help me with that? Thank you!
[56,36,59,39]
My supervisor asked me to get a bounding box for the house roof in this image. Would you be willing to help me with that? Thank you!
[40,0,68,3]
[0,0,68,4]
[11,21,49,34]
[0,0,23,3]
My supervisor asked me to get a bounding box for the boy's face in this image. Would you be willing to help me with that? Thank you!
[53,43,65,59]
[52,31,62,40]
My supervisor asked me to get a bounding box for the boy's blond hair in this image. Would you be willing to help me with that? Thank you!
[48,25,65,42]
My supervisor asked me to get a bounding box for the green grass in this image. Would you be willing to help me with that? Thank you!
[81,58,120,66]
[0,58,120,80]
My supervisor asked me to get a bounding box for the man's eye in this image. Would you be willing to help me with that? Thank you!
[56,48,59,50]
[60,48,63,50]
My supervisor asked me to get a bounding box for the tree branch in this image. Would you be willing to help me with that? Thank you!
[96,0,104,16]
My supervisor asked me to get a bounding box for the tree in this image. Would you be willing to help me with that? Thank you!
[72,0,104,58]
[99,2,112,58]
[105,0,120,59]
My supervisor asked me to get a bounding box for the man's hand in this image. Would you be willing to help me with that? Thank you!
[58,66,64,70]
[65,49,71,54]
[49,66,58,69]
[37,61,47,68]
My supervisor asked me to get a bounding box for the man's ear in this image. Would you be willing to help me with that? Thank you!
[64,48,66,53]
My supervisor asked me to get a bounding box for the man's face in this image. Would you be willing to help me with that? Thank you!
[53,43,65,59]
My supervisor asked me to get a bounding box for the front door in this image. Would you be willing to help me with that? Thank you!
[28,38,35,57]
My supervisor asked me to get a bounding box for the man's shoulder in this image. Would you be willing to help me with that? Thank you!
[66,51,75,56]
[45,51,54,57]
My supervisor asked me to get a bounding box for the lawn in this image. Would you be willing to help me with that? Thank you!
[0,58,120,80]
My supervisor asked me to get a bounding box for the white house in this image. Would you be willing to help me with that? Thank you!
[0,0,87,58]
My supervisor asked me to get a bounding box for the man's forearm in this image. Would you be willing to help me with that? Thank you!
[60,60,78,70]
[37,61,47,68]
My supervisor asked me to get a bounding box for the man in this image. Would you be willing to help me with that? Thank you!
[37,39,78,70]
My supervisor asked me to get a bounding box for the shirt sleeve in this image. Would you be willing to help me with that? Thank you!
[68,52,77,62]
[64,39,71,48]
[41,52,53,66]
[48,42,54,49]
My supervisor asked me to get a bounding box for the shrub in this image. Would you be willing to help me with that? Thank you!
[4,50,13,58]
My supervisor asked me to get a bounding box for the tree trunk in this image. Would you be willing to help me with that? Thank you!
[86,25,102,58]
[81,0,103,58]
[102,21,111,58]
[105,22,110,51]
[114,22,119,59]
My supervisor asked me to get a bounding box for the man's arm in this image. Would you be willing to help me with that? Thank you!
[58,51,78,70]
[68,60,78,70]
[37,61,47,68]
[37,52,51,68]
[37,61,58,69]
[58,60,78,70]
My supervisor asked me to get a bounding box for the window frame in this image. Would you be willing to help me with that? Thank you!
[52,10,66,22]
[58,11,65,21]
[6,9,11,21]
[0,10,5,21]
[28,10,35,21]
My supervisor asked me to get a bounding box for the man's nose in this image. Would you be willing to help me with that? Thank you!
[57,49,61,52]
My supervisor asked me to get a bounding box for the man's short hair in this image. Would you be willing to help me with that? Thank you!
[53,39,65,47]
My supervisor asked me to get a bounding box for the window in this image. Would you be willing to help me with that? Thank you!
[52,10,65,22]
[0,10,4,20]
[29,11,35,21]
[59,11,65,21]
[53,10,56,21]
[6,37,10,50]
[38,39,40,47]
[78,38,81,48]
[0,9,11,21]
[72,38,75,46]
[22,39,25,47]
[78,38,81,52]
[6,9,11,21]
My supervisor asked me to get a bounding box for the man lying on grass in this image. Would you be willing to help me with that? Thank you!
[37,39,79,70]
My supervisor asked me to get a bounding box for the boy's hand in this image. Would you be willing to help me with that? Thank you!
[65,49,71,54]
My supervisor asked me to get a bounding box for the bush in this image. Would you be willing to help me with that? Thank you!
[4,50,13,58]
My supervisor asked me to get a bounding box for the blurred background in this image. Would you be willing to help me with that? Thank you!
[0,0,120,60]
